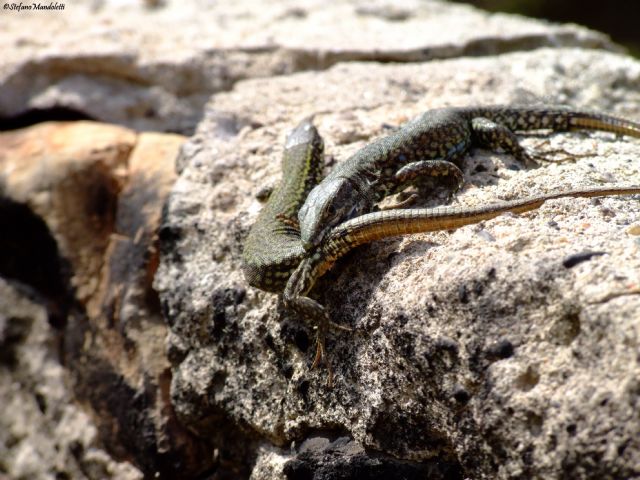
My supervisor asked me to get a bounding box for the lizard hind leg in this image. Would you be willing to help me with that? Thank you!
[471,117,540,167]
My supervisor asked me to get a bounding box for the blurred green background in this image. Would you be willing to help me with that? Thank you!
[452,0,640,57]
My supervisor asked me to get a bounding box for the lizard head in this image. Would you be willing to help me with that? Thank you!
[298,176,364,251]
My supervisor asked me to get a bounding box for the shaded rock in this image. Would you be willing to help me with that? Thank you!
[251,437,463,480]
[156,48,640,478]
[282,436,461,480]
[0,0,620,133]
[0,121,213,478]
[0,196,72,328]
[0,121,134,304]
[0,278,143,480]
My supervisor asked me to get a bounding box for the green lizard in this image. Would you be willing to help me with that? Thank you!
[241,114,640,382]
[241,118,325,293]
[297,105,640,251]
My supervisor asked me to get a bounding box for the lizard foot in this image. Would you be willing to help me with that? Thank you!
[311,326,334,387]
[284,293,350,386]
[528,140,597,164]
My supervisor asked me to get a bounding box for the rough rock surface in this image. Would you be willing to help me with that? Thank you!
[0,278,143,480]
[0,121,133,305]
[2,1,640,479]
[0,0,620,133]
[0,122,197,479]
[156,48,640,479]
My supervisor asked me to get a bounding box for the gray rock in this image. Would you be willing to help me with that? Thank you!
[0,278,143,480]
[0,0,619,133]
[156,48,640,478]
[2,1,640,477]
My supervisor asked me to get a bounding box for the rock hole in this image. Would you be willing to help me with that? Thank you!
[0,107,94,131]
[549,311,581,346]
[515,365,540,391]
[0,197,73,328]
[526,411,543,436]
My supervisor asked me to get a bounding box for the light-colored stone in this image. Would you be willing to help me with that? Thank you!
[156,47,640,478]
[250,446,288,480]
[0,0,619,133]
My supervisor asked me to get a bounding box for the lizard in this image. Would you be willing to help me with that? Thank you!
[297,105,640,252]
[284,186,640,377]
[241,117,325,293]
[241,114,640,382]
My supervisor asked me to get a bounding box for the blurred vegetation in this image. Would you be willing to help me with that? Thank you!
[451,0,640,58]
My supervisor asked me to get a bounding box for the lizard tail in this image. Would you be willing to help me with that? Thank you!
[567,112,640,138]
[470,105,640,138]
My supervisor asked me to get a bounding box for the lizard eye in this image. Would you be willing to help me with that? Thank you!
[325,203,338,218]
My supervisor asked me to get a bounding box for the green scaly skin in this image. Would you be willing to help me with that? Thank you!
[241,118,324,293]
[298,105,640,251]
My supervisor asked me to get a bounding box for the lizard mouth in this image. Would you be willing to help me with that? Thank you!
[302,228,326,251]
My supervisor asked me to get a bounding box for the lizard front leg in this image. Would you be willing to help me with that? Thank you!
[471,117,541,166]
[283,251,352,386]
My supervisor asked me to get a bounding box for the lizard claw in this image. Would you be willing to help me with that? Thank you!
[284,291,342,387]
[311,327,334,387]
[527,140,596,164]
[311,336,324,370]
[534,149,594,164]
[329,320,352,332]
